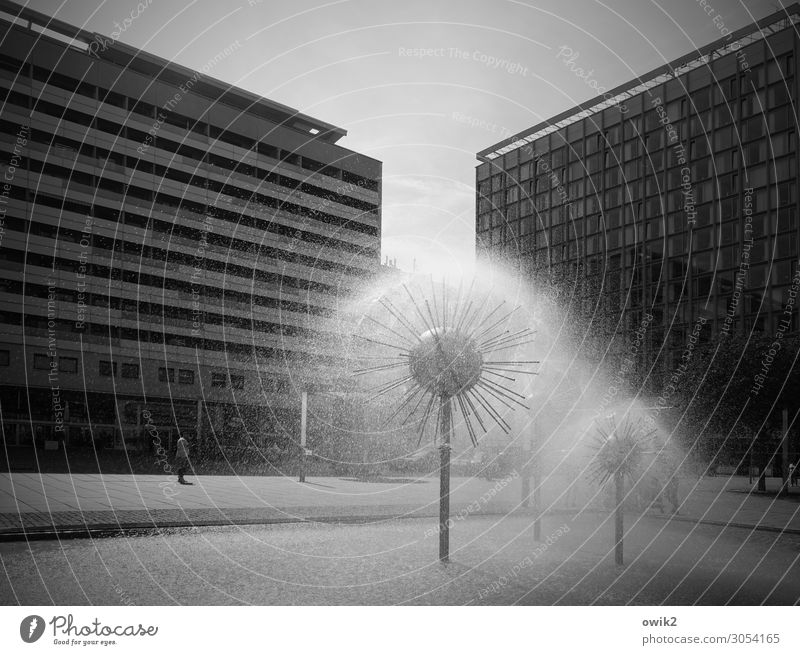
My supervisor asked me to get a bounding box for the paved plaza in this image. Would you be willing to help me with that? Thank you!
[1,472,799,537]
[2,473,800,605]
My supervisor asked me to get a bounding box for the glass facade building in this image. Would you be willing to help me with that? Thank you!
[476,8,800,377]
[0,4,381,456]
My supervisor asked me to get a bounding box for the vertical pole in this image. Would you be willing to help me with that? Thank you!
[615,472,624,566]
[521,467,531,508]
[532,416,541,542]
[135,402,141,452]
[533,471,541,541]
[521,417,531,508]
[782,407,789,496]
[439,397,452,563]
[299,390,307,483]
[196,399,202,452]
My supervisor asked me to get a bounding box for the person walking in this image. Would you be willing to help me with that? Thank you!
[665,474,680,514]
[175,434,192,485]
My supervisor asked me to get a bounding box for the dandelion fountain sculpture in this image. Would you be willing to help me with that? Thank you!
[589,414,654,565]
[354,279,538,561]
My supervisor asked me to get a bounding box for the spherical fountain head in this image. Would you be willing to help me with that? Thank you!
[408,328,483,397]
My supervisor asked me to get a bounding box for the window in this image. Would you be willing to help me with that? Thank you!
[770,107,791,132]
[178,369,195,385]
[773,131,795,158]
[779,181,796,206]
[714,126,732,150]
[158,367,175,382]
[0,350,8,366]
[33,354,50,370]
[751,238,769,263]
[230,374,245,390]
[743,116,765,141]
[668,235,684,257]
[59,357,78,373]
[773,260,794,285]
[720,222,738,245]
[776,232,797,258]
[689,139,708,158]
[211,372,227,387]
[122,363,140,379]
[694,275,713,297]
[719,246,737,269]
[768,84,791,106]
[103,90,126,108]
[99,360,117,377]
[749,265,767,288]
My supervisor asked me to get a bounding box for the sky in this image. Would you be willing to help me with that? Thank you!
[17,0,792,277]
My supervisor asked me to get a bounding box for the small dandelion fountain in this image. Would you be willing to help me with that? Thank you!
[354,278,537,561]
[589,415,654,565]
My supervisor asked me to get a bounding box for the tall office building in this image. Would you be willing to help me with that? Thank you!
[0,2,381,460]
[476,7,800,377]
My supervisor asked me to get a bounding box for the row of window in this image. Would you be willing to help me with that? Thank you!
[480,199,797,243]
[8,137,378,238]
[485,230,799,274]
[15,215,358,293]
[481,230,799,287]
[480,173,797,241]
[480,127,795,210]
[480,52,795,175]
[1,311,344,366]
[0,54,380,192]
[0,117,378,217]
[485,212,797,247]
[6,184,375,263]
[26,353,252,389]
[0,248,334,319]
[510,273,797,323]
[6,281,322,340]
[482,171,795,231]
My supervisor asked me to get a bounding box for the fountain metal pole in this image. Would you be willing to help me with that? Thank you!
[439,396,452,562]
[532,465,541,541]
[521,458,531,508]
[521,410,532,508]
[531,415,541,541]
[614,470,624,565]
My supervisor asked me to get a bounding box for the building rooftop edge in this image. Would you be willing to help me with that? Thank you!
[477,3,800,162]
[0,0,354,147]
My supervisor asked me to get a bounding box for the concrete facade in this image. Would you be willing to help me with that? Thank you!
[0,2,382,460]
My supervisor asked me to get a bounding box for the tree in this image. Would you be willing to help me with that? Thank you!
[674,332,800,483]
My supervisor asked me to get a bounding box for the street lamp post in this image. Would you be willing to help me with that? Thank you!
[299,390,308,483]
[781,407,790,496]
